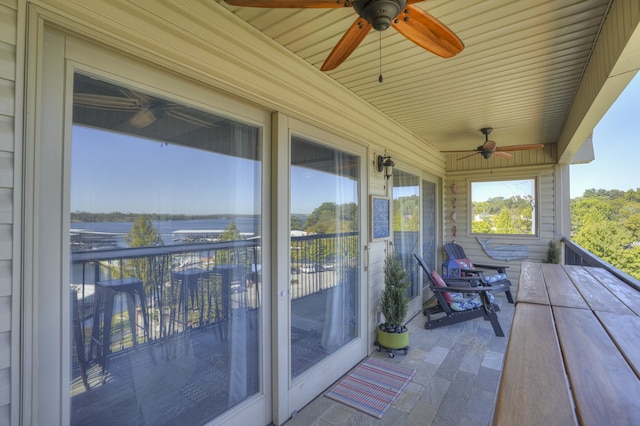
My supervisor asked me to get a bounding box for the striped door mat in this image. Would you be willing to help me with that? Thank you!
[325,357,416,418]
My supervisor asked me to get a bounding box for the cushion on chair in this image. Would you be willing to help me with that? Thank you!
[449,293,495,312]
[454,258,507,284]
[454,258,473,270]
[431,271,454,304]
[484,273,508,284]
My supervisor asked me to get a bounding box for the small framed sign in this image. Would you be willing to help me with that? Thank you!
[370,195,391,241]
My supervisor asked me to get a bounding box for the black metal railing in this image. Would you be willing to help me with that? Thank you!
[289,231,359,300]
[71,239,261,371]
[562,237,640,291]
[71,231,359,366]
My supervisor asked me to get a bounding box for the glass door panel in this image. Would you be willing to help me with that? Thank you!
[392,170,421,301]
[289,137,360,379]
[70,73,263,425]
[421,179,438,298]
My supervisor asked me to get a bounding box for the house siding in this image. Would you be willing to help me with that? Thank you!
[0,0,16,423]
[444,147,560,286]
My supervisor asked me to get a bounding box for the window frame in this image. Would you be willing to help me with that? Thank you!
[468,175,540,238]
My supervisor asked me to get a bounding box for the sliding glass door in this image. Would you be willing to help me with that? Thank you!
[289,137,360,378]
[69,73,264,425]
[421,177,439,302]
[283,122,366,415]
[33,30,270,425]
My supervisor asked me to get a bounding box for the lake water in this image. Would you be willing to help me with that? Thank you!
[71,217,260,247]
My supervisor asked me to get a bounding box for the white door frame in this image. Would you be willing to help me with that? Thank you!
[24,25,272,425]
[272,115,368,423]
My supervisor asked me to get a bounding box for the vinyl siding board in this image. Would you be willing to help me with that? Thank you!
[0,1,14,423]
[0,189,10,224]
[0,115,11,152]
[0,42,16,82]
[0,152,12,188]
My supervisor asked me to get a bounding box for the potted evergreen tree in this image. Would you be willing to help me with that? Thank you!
[376,255,410,356]
[543,240,561,264]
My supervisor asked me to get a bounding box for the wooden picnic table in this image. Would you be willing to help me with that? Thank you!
[493,262,640,426]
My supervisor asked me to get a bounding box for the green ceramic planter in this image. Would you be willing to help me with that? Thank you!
[376,326,409,350]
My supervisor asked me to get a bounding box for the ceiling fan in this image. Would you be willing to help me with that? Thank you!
[441,128,545,160]
[74,90,216,129]
[222,0,465,71]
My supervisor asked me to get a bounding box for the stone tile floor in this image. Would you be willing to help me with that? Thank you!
[285,292,515,426]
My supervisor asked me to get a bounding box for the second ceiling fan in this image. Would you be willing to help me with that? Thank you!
[223,0,464,71]
[442,128,545,160]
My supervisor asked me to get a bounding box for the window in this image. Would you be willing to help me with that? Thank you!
[470,178,537,235]
[70,73,263,425]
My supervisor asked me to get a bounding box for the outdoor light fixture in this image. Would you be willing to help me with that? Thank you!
[377,155,395,179]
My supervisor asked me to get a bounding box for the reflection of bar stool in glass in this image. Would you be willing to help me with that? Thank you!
[89,278,149,373]
[172,268,207,329]
[71,288,89,390]
[210,265,246,341]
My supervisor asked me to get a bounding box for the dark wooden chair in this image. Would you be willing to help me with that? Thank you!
[414,253,506,337]
[443,242,514,303]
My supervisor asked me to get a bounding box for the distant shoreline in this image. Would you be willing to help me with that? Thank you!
[70,211,259,223]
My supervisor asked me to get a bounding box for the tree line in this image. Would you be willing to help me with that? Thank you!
[472,195,534,234]
[571,188,640,280]
[98,190,640,281]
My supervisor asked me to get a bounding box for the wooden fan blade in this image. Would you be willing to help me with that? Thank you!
[496,144,545,152]
[391,5,464,58]
[74,93,142,110]
[456,152,481,160]
[321,18,372,71]
[441,149,478,154]
[224,0,346,8]
[493,151,513,159]
[167,110,217,128]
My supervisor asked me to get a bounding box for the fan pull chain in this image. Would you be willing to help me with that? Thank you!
[378,32,384,83]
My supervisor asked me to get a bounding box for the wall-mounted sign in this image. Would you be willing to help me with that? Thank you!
[370,196,390,241]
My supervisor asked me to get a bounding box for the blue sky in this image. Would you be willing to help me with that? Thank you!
[71,126,261,215]
[73,72,639,215]
[72,125,355,215]
[570,72,640,198]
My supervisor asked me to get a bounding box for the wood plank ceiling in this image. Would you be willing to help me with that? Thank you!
[217,0,612,154]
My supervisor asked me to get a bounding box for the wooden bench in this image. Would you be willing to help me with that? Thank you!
[494,262,640,426]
